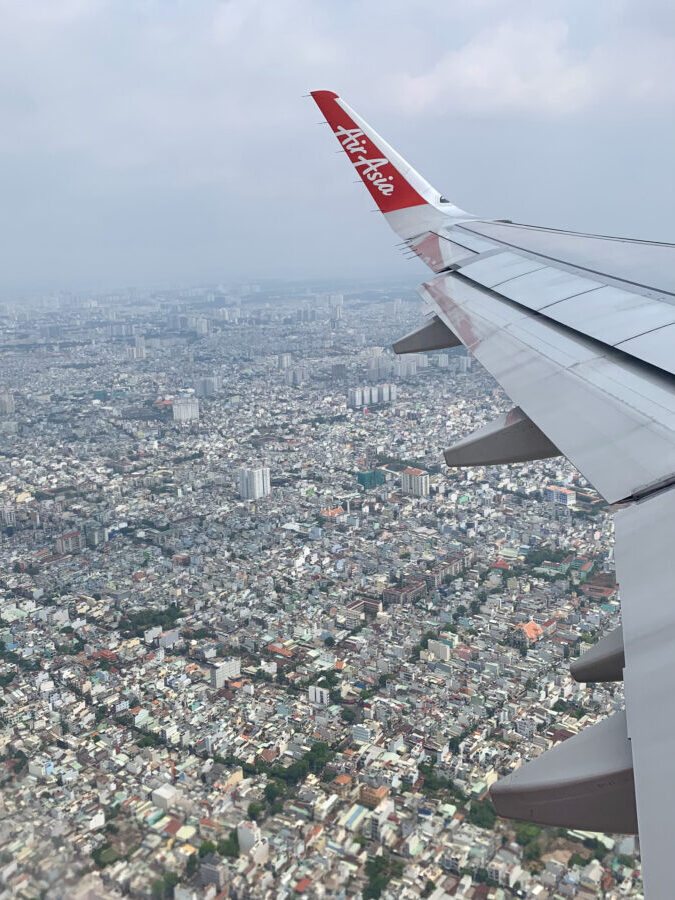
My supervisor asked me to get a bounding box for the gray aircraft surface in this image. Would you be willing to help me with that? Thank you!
[311,88,675,898]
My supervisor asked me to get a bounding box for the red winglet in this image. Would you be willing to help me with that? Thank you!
[311,90,428,214]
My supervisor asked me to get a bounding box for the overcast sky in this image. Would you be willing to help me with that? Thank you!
[0,0,674,296]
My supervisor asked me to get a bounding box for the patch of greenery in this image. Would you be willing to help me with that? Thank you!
[120,604,183,637]
[198,840,216,858]
[91,843,119,868]
[217,829,239,859]
[467,799,496,830]
[363,855,404,899]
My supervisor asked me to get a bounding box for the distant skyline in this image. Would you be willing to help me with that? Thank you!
[0,0,674,296]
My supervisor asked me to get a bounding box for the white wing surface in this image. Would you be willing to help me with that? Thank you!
[311,89,675,897]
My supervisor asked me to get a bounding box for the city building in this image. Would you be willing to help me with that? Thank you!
[211,657,241,689]
[309,685,330,706]
[401,467,430,497]
[0,391,15,414]
[55,530,86,554]
[172,397,200,422]
[196,376,221,396]
[199,853,226,890]
[428,639,452,661]
[238,466,270,500]
[544,485,577,507]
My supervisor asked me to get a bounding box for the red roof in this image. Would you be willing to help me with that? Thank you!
[163,818,182,836]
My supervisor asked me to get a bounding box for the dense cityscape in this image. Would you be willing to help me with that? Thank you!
[0,283,639,900]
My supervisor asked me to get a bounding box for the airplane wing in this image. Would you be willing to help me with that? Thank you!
[310,89,675,896]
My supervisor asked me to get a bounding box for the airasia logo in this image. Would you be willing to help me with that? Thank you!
[335,125,394,197]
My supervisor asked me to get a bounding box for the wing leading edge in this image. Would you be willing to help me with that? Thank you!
[310,90,675,898]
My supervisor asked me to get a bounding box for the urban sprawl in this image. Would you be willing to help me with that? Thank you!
[0,284,636,900]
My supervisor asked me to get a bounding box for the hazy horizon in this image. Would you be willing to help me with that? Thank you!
[1,0,674,297]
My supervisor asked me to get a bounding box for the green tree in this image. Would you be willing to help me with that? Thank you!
[364,856,390,899]
[217,829,239,858]
[248,802,264,821]
[467,799,496,830]
[515,823,541,846]
[198,840,216,858]
[524,842,541,861]
[165,872,179,896]
[264,780,286,803]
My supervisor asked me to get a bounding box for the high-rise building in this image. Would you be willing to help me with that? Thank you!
[1,506,16,527]
[278,353,292,370]
[55,530,87,554]
[428,639,452,661]
[544,485,576,507]
[238,466,270,500]
[196,376,220,397]
[84,522,109,547]
[210,657,241,689]
[0,392,15,415]
[285,366,308,386]
[328,293,344,320]
[199,854,226,890]
[357,469,386,490]
[347,388,363,409]
[172,398,200,423]
[401,467,430,498]
[309,685,330,706]
[394,358,417,378]
[126,336,146,361]
[349,385,395,409]
[237,821,261,853]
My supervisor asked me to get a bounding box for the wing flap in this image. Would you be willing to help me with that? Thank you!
[443,406,560,466]
[491,711,637,834]
[392,315,460,354]
[571,626,625,683]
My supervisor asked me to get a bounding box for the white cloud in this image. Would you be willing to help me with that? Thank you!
[394,20,593,116]
[392,12,675,118]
